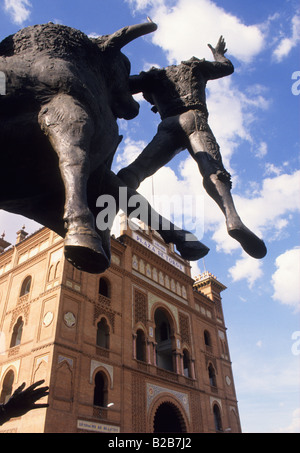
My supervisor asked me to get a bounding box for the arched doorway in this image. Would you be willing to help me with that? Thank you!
[153,402,186,433]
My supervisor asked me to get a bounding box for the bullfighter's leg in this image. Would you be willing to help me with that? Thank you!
[117,116,185,190]
[104,170,209,260]
[38,94,109,273]
[117,116,210,257]
[187,128,267,259]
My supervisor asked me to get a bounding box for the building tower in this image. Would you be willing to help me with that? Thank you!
[0,219,241,433]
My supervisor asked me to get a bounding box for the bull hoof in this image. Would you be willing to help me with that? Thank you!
[228,225,267,259]
[160,229,210,261]
[64,228,110,274]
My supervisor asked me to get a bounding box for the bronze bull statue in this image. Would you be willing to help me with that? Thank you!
[0,20,210,273]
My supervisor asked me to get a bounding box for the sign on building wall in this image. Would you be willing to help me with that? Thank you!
[77,420,120,433]
[132,232,185,273]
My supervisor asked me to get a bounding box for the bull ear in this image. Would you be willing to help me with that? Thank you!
[104,19,157,50]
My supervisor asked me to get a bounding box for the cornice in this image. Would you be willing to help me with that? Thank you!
[0,341,55,366]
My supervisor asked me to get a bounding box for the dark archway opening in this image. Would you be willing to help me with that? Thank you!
[154,309,174,372]
[93,371,108,407]
[153,402,186,433]
[99,278,110,298]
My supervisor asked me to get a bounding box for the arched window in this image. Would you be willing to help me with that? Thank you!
[204,330,211,347]
[20,276,31,296]
[93,371,108,408]
[183,349,191,378]
[208,364,217,387]
[136,329,146,362]
[96,318,110,349]
[10,317,23,348]
[154,308,174,372]
[0,370,14,404]
[48,265,55,282]
[213,404,223,432]
[99,278,110,298]
[54,261,61,279]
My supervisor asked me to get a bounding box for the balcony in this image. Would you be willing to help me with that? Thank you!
[98,294,111,306]
[95,346,110,359]
[156,367,179,382]
[93,406,108,420]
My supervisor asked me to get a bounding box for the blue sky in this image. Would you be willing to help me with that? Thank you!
[0,0,299,433]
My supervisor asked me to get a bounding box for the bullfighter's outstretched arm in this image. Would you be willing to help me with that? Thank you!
[202,35,234,80]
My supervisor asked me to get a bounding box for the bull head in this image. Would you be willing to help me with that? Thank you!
[92,18,158,120]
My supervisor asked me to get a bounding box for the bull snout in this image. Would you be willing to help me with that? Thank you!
[112,96,140,120]
[123,98,140,120]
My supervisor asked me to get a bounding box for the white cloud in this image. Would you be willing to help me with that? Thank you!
[205,170,300,263]
[138,164,205,242]
[279,408,300,433]
[115,137,147,169]
[4,0,32,24]
[228,253,263,288]
[273,14,300,62]
[255,141,268,159]
[133,92,145,103]
[180,166,300,286]
[88,32,101,39]
[127,0,161,10]
[237,171,300,238]
[271,247,300,313]
[182,161,300,245]
[190,260,202,279]
[127,0,265,64]
[264,162,283,177]
[206,77,269,170]
[142,61,161,71]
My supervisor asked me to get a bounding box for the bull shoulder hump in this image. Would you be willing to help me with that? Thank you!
[0,23,96,57]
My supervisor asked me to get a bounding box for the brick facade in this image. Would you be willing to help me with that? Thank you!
[0,220,241,433]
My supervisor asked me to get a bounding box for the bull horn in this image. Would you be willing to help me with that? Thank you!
[105,20,157,50]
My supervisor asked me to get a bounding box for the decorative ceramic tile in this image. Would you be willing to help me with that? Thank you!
[146,383,190,420]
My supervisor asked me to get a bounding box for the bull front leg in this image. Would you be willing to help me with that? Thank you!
[38,94,109,273]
